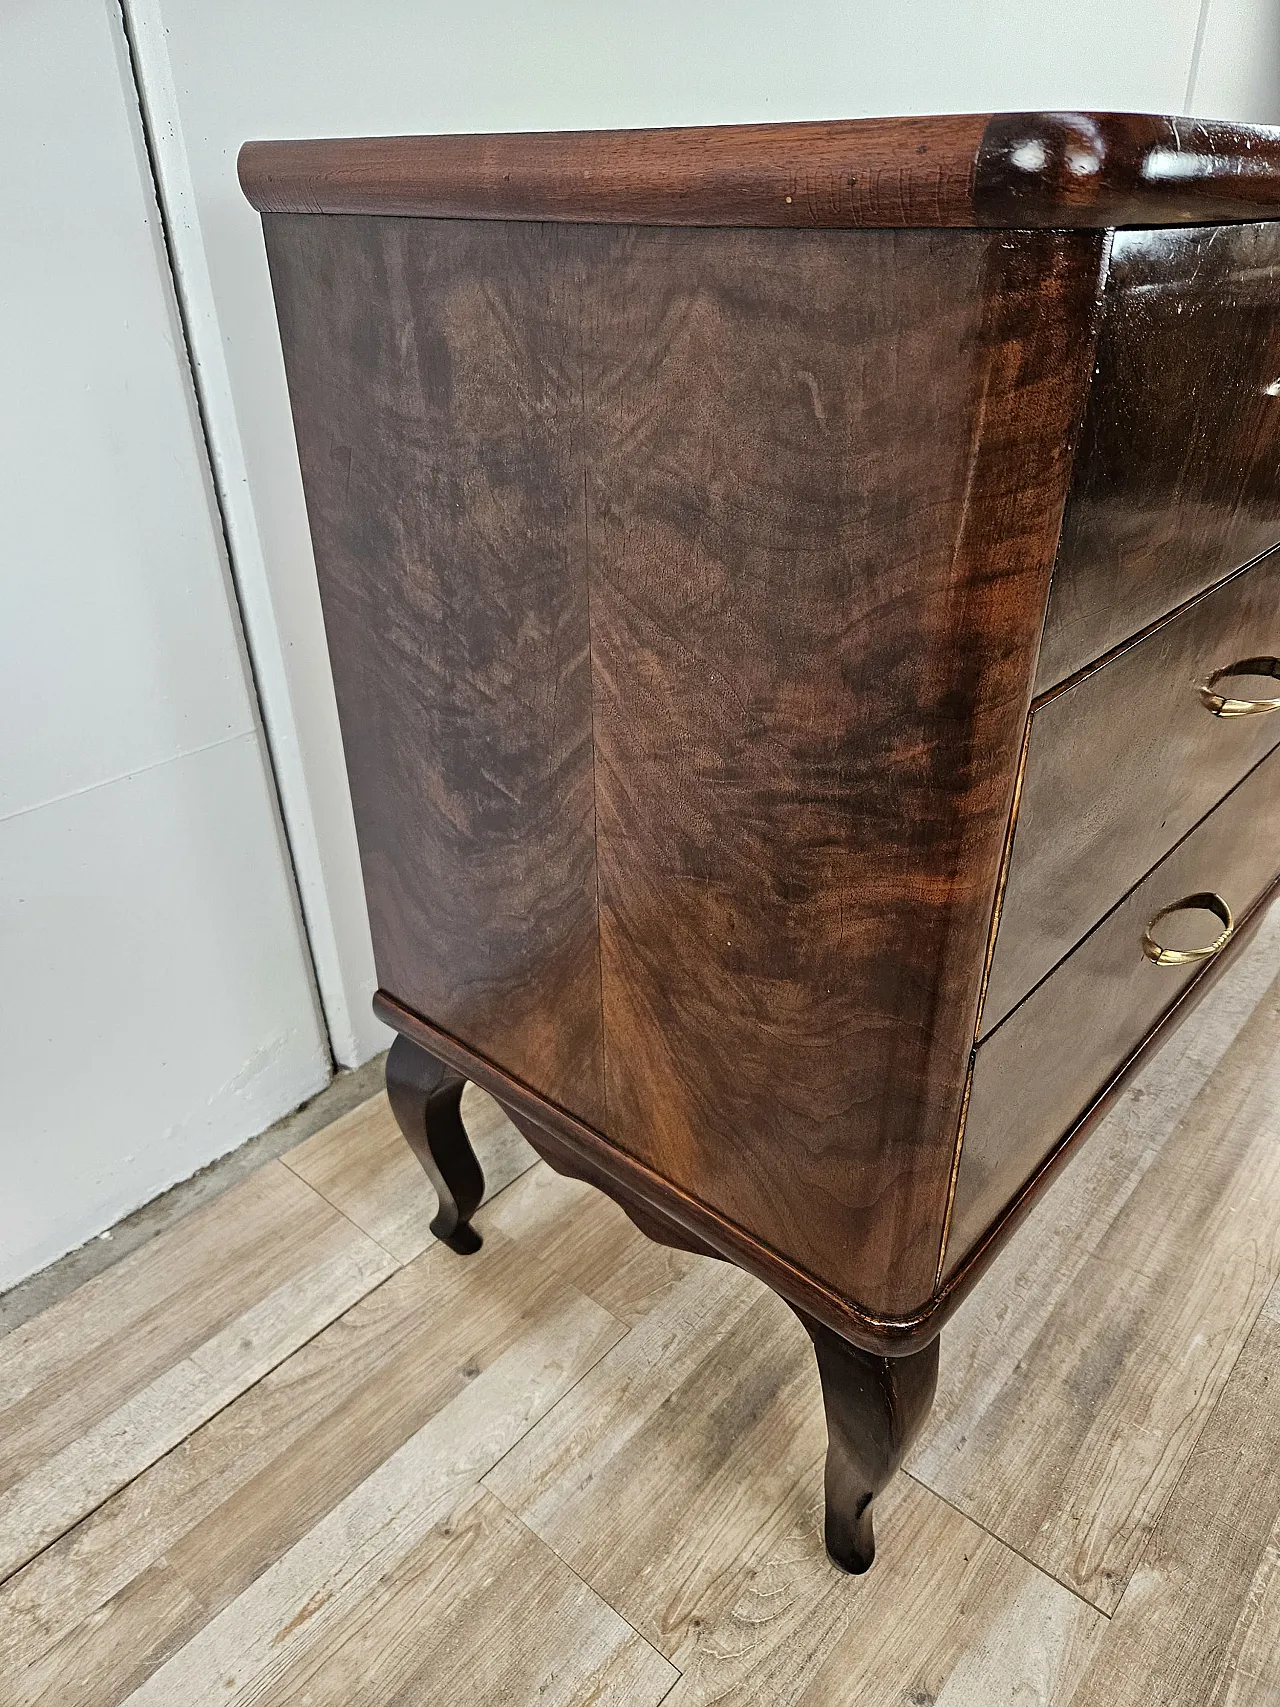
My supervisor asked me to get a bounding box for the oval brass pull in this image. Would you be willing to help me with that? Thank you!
[1142,891,1234,967]
[1197,656,1280,717]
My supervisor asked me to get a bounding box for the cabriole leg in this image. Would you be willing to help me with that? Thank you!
[795,1313,940,1574]
[385,1034,485,1254]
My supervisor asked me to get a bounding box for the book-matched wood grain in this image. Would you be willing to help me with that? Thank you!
[266,212,1102,1322]
[240,112,1280,230]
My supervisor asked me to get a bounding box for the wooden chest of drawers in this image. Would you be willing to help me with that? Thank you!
[243,111,1280,1573]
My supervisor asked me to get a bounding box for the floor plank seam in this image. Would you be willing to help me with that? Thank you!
[475,1315,639,1493]
[483,1480,684,1679]
[900,1469,1116,1619]
[0,1258,408,1595]
[275,1155,408,1267]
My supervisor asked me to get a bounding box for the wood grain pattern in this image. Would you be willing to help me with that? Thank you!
[1039,221,1280,690]
[9,910,1280,1703]
[265,210,1102,1325]
[239,112,1280,229]
[1067,1280,1280,1706]
[915,902,1280,1512]
[586,224,1103,1315]
[264,214,606,1121]
[238,1486,677,1707]
[985,549,1280,1030]
[0,1163,395,1584]
[950,744,1280,1275]
[1,1229,624,1705]
[120,1287,625,1707]
[485,1266,1102,1698]
[282,1084,535,1263]
[476,1157,703,1328]
[923,957,1280,1615]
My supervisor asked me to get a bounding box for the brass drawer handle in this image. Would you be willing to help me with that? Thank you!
[1142,891,1234,966]
[1197,656,1280,717]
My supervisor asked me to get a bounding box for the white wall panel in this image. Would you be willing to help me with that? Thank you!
[1,0,329,1286]
[0,737,327,1288]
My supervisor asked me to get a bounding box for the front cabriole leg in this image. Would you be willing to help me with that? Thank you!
[794,1311,940,1573]
[385,1033,485,1254]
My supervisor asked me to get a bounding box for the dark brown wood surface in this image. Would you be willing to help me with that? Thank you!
[1038,221,1280,691]
[385,1033,484,1253]
[264,212,1103,1321]
[948,744,1280,1273]
[265,217,606,1122]
[240,113,1280,230]
[798,1316,939,1573]
[584,224,1104,1314]
[983,550,1280,1033]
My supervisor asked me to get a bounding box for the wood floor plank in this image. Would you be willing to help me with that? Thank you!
[487,1267,1103,1703]
[486,1277,819,1651]
[476,1159,703,1325]
[237,1486,676,1707]
[1,1163,355,1446]
[0,1164,396,1583]
[5,907,1277,1705]
[915,905,1280,1492]
[115,1286,623,1706]
[665,1473,1101,1707]
[912,956,1280,1613]
[1066,1284,1280,1707]
[282,1084,537,1262]
[1,1230,624,1706]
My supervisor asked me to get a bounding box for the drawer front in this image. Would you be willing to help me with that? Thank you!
[984,549,1280,1033]
[947,746,1280,1273]
[1038,221,1280,692]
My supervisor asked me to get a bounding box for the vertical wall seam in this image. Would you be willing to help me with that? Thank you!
[1184,0,1215,111]
[114,0,360,1066]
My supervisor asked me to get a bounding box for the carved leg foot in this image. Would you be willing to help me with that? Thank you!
[795,1313,940,1574]
[385,1034,485,1254]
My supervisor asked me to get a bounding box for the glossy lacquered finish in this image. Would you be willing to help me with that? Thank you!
[250,113,1280,1573]
[984,548,1280,1032]
[240,112,1280,230]
[950,746,1280,1271]
[266,212,1101,1320]
[1039,221,1280,690]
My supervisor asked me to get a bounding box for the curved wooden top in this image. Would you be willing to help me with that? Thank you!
[240,111,1280,229]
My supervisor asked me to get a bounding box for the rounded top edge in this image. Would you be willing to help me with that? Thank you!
[239,112,1280,229]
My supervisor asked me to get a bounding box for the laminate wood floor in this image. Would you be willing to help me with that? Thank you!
[4,906,1280,1705]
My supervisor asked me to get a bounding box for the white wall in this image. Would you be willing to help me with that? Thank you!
[0,0,330,1289]
[130,0,1279,1079]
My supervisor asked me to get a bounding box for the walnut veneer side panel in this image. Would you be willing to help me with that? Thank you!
[1038,222,1280,691]
[264,214,1103,1320]
[264,215,605,1121]
[582,225,1105,1314]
